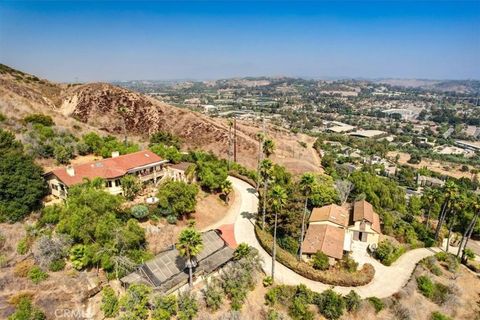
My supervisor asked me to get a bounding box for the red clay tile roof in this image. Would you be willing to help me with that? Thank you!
[301,224,345,260]
[49,150,163,187]
[353,200,381,233]
[309,204,349,227]
[217,224,237,249]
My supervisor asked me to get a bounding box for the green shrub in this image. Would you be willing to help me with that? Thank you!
[343,290,361,312]
[431,311,452,320]
[421,256,442,276]
[17,237,29,255]
[131,205,149,219]
[434,252,448,261]
[157,181,198,218]
[153,294,178,317]
[166,215,177,224]
[39,204,61,226]
[314,289,345,320]
[177,291,198,320]
[367,297,384,314]
[48,259,65,272]
[24,114,54,126]
[374,240,405,266]
[265,285,296,307]
[69,244,90,270]
[27,266,48,284]
[0,112,5,122]
[203,281,223,311]
[312,251,330,270]
[121,175,142,201]
[101,286,119,317]
[263,276,273,287]
[463,248,475,261]
[434,253,459,273]
[339,256,358,273]
[255,225,375,286]
[289,296,315,320]
[7,297,45,320]
[416,275,450,305]
[278,235,299,255]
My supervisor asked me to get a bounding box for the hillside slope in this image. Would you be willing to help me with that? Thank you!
[0,64,321,172]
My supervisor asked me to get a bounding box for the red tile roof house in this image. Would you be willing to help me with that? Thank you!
[45,150,169,199]
[301,200,381,264]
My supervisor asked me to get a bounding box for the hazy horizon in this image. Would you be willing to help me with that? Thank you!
[1,1,479,82]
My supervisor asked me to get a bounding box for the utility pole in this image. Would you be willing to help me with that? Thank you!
[233,117,237,163]
[227,119,233,170]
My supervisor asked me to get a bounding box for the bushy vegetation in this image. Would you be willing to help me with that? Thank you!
[150,131,181,149]
[27,266,48,284]
[0,128,46,222]
[367,296,384,313]
[157,180,198,219]
[416,275,451,305]
[312,251,329,270]
[101,286,119,318]
[44,179,149,277]
[343,290,361,312]
[119,283,151,320]
[24,113,54,126]
[82,132,140,158]
[373,240,406,266]
[131,205,149,220]
[121,175,142,201]
[7,296,45,320]
[430,311,452,320]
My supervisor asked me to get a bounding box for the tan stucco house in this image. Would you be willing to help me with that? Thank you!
[301,200,381,263]
[45,150,168,199]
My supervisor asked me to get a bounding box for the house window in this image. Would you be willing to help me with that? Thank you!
[115,179,121,187]
[107,181,113,188]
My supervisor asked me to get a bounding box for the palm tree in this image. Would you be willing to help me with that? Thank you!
[434,181,458,241]
[458,197,480,260]
[221,179,233,203]
[263,139,275,158]
[422,188,439,227]
[446,194,465,252]
[256,131,265,190]
[176,227,204,287]
[269,185,287,281]
[298,173,316,260]
[260,159,273,229]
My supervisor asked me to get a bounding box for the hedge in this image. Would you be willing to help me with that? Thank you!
[228,170,258,189]
[255,225,375,286]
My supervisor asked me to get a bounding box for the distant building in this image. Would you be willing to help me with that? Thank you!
[348,130,387,138]
[455,140,480,153]
[463,125,480,139]
[45,150,168,199]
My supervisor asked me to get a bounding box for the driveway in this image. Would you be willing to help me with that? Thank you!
[230,176,441,298]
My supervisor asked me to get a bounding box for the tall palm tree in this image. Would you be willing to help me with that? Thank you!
[458,197,480,260]
[422,188,439,227]
[446,194,465,252]
[269,185,287,281]
[263,139,275,158]
[176,227,204,287]
[435,181,458,240]
[298,173,316,260]
[260,159,273,229]
[256,131,265,190]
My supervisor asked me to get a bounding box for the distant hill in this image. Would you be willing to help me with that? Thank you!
[0,64,321,172]
[373,78,480,94]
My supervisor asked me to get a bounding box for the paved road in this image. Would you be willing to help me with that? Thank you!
[230,176,441,298]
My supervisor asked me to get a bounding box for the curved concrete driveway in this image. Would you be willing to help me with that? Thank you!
[230,176,441,298]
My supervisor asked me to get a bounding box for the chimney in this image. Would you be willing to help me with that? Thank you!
[112,151,120,158]
[66,165,75,177]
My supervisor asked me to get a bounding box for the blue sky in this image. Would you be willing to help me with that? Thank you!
[0,1,479,82]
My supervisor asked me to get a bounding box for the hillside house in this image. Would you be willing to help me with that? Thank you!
[45,150,168,199]
[301,200,381,264]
